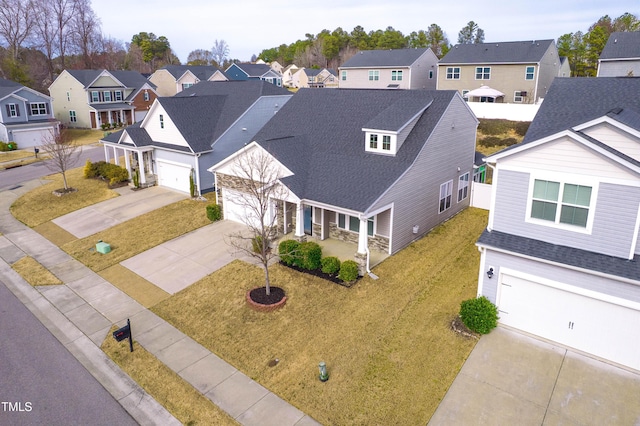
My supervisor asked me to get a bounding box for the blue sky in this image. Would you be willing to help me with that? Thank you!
[93,1,638,63]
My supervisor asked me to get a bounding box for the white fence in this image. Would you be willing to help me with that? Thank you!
[470,182,492,210]
[467,102,541,122]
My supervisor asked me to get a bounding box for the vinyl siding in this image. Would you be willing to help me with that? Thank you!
[535,43,561,101]
[149,69,179,97]
[376,208,391,237]
[92,75,119,88]
[479,248,640,305]
[581,122,640,162]
[144,105,190,148]
[598,60,640,77]
[338,67,412,89]
[369,95,477,253]
[49,71,92,128]
[492,169,640,258]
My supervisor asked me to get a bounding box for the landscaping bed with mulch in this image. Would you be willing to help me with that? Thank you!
[278,261,361,287]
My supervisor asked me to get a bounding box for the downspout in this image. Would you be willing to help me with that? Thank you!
[195,153,202,196]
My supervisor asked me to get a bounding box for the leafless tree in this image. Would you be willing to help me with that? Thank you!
[0,0,34,61]
[52,0,76,70]
[40,127,81,191]
[32,0,56,81]
[211,39,229,67]
[70,0,101,68]
[225,147,288,295]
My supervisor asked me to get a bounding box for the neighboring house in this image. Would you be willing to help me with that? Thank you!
[559,56,571,77]
[269,61,284,74]
[476,77,640,372]
[99,81,292,194]
[148,65,228,97]
[338,48,438,90]
[0,78,58,148]
[438,39,564,104]
[225,63,283,87]
[293,68,338,88]
[49,69,158,129]
[282,64,300,88]
[597,31,640,77]
[210,88,478,271]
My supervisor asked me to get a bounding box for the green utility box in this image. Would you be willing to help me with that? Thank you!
[96,241,111,254]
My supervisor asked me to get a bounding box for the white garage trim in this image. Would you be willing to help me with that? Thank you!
[156,159,191,193]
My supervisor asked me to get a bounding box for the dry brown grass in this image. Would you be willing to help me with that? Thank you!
[152,208,488,425]
[99,265,170,308]
[61,194,215,272]
[0,149,34,162]
[10,167,119,227]
[66,129,104,146]
[12,256,62,286]
[101,326,237,426]
[34,221,77,246]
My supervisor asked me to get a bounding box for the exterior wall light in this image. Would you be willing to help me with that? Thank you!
[487,267,494,279]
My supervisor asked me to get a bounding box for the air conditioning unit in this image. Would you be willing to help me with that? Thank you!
[521,91,528,97]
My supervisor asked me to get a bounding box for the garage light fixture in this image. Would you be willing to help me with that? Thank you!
[487,267,494,279]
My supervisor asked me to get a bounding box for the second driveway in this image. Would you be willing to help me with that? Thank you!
[121,220,250,294]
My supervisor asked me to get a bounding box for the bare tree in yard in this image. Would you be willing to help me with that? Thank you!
[70,0,101,69]
[40,127,81,192]
[0,0,34,61]
[226,147,287,296]
[52,0,76,70]
[32,0,56,81]
[211,39,230,67]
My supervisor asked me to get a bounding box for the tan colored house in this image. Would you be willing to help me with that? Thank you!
[292,68,338,88]
[338,47,438,90]
[438,39,564,104]
[282,64,300,88]
[148,65,227,97]
[49,69,157,129]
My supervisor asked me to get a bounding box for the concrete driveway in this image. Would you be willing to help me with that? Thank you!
[429,327,640,425]
[121,220,250,294]
[53,186,188,238]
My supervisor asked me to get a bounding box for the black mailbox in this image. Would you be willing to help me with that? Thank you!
[113,323,130,341]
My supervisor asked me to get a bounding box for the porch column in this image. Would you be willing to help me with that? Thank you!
[112,146,119,165]
[124,149,131,177]
[357,216,368,254]
[103,144,110,163]
[283,202,289,234]
[138,152,147,185]
[295,202,305,241]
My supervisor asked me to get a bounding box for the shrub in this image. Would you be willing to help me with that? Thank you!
[0,141,8,151]
[459,296,498,334]
[108,166,129,185]
[85,160,129,185]
[502,137,519,147]
[7,141,17,150]
[514,121,531,136]
[278,240,299,265]
[477,136,503,147]
[83,159,97,178]
[321,256,341,275]
[478,119,513,135]
[206,204,221,221]
[298,241,322,270]
[338,260,359,282]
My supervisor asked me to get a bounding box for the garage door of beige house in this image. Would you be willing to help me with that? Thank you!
[498,272,640,371]
[157,160,191,193]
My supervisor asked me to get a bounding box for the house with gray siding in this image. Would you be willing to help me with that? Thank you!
[0,78,58,149]
[438,39,564,104]
[597,31,640,77]
[225,63,283,87]
[338,48,438,89]
[477,77,640,372]
[210,89,478,272]
[100,81,292,194]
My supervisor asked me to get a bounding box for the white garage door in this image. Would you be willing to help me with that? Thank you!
[157,160,191,193]
[12,129,49,149]
[499,274,640,371]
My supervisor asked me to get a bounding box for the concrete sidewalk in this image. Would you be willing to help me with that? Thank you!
[0,182,320,426]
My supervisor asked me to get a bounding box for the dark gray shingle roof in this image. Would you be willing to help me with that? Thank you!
[439,40,554,64]
[478,229,640,282]
[231,63,273,77]
[523,77,640,143]
[158,65,223,80]
[176,80,290,98]
[252,88,457,212]
[600,32,640,60]
[341,48,431,68]
[66,69,152,89]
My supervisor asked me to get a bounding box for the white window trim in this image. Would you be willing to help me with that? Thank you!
[103,90,111,102]
[91,91,99,102]
[439,180,453,213]
[458,172,470,202]
[338,213,375,236]
[391,70,403,81]
[514,91,524,103]
[475,66,491,80]
[524,173,598,234]
[368,70,380,81]
[30,102,47,115]
[446,67,460,80]
[525,66,535,80]
[143,91,150,101]
[8,103,17,117]
[115,90,123,101]
[69,110,77,122]
[341,70,347,81]
[364,130,396,155]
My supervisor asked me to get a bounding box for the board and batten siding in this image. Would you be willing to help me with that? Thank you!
[492,169,640,258]
[480,248,640,306]
[368,95,477,253]
[581,122,640,162]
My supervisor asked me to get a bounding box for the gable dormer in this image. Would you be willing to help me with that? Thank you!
[363,97,431,155]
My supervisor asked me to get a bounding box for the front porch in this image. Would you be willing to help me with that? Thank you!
[103,144,156,188]
[90,105,134,129]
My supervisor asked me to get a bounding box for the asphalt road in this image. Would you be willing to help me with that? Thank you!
[0,279,137,426]
[0,144,106,191]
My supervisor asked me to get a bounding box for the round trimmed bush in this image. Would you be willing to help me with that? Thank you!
[321,256,341,275]
[459,296,498,334]
[338,260,359,282]
[278,240,299,266]
[298,241,322,270]
[206,204,221,221]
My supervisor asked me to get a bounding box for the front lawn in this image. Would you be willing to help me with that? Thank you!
[151,207,488,425]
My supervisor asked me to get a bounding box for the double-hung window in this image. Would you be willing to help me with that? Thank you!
[530,179,593,228]
[369,134,378,149]
[458,172,470,202]
[475,67,490,80]
[8,104,17,117]
[368,70,379,81]
[341,70,347,81]
[143,91,150,101]
[439,180,453,213]
[182,83,193,90]
[514,91,524,103]
[91,91,99,102]
[103,91,111,102]
[338,213,374,236]
[69,110,77,122]
[382,135,391,151]
[446,67,460,79]
[391,70,403,81]
[525,66,535,80]
[114,91,123,101]
[30,103,47,115]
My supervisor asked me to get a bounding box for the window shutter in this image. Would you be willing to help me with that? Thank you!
[45,103,49,114]
[16,104,20,116]
[5,104,9,116]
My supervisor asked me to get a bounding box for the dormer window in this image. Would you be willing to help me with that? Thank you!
[382,135,391,151]
[365,131,396,155]
[369,134,378,149]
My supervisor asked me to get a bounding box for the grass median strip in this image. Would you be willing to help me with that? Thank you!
[99,265,170,308]
[101,327,238,426]
[12,256,62,286]
[61,194,214,272]
[151,208,488,425]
